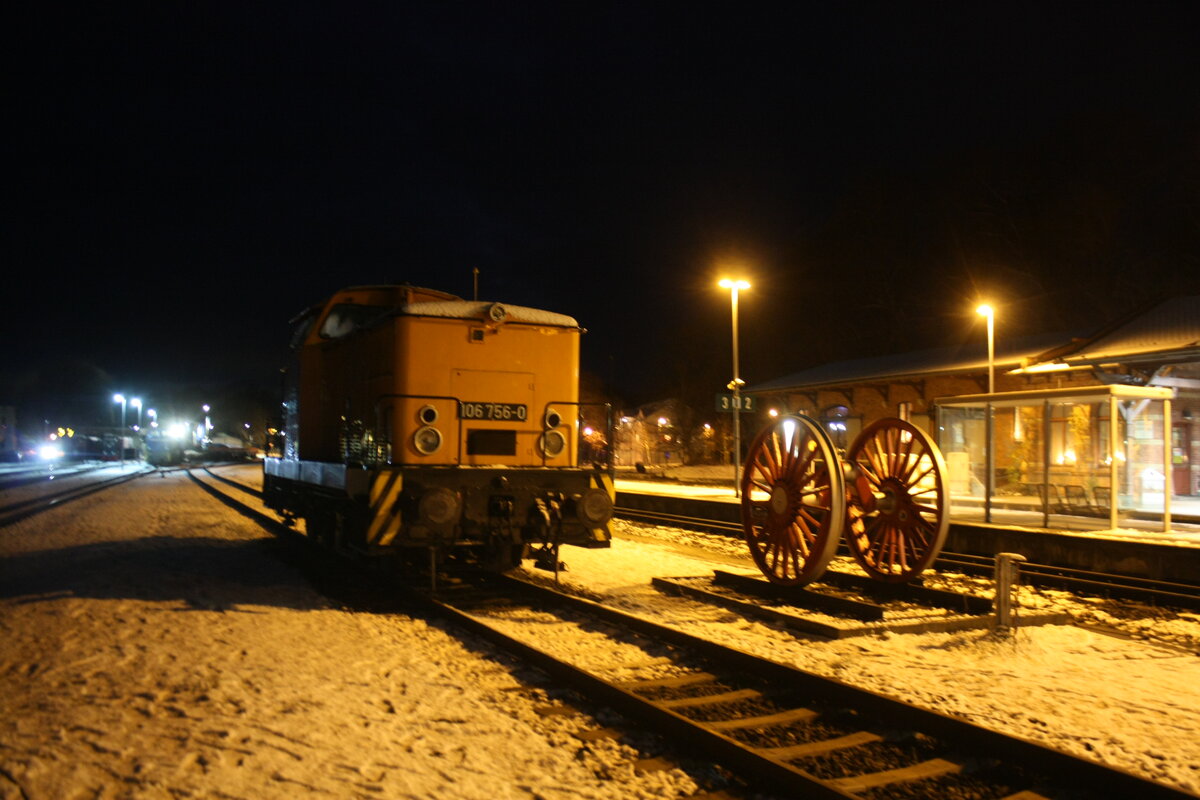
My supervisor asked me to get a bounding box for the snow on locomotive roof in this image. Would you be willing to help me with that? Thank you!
[400,300,579,328]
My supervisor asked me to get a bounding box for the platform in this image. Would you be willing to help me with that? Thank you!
[614,477,1200,587]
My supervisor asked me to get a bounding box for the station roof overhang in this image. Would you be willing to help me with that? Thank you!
[934,384,1175,410]
[745,332,1074,395]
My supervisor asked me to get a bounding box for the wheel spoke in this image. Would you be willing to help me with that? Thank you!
[845,418,950,583]
[739,414,844,586]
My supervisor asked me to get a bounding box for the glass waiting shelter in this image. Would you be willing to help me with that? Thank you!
[936,385,1174,532]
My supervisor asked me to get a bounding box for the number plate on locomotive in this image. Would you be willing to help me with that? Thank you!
[458,401,528,421]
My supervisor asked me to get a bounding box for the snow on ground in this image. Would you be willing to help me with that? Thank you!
[518,521,1200,796]
[0,469,707,800]
[3,463,1199,798]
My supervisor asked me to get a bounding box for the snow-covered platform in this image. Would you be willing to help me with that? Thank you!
[614,473,1200,587]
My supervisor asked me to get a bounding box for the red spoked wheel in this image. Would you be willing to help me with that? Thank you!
[844,418,949,583]
[740,414,846,586]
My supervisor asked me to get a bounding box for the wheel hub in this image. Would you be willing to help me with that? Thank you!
[876,478,909,523]
[769,484,791,516]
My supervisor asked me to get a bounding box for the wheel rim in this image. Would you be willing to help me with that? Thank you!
[845,418,949,582]
[740,414,845,586]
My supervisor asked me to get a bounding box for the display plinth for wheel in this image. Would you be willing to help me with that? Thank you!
[653,571,1069,639]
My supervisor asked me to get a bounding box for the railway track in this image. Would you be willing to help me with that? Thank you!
[415,575,1195,800]
[615,502,1200,611]
[617,502,742,536]
[187,468,1198,800]
[0,466,151,528]
[0,462,111,492]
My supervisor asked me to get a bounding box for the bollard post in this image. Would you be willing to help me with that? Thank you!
[993,552,1027,634]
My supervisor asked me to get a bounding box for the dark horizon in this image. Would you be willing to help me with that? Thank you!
[7,3,1199,424]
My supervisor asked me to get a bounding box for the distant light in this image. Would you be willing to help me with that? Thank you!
[113,393,125,403]
[165,422,188,440]
[583,426,594,436]
[719,278,751,291]
[131,397,142,410]
[1015,361,1071,374]
[39,444,64,460]
[657,417,668,426]
[768,408,779,418]
[976,303,993,318]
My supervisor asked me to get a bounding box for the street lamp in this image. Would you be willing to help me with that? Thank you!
[112,394,127,428]
[112,393,127,467]
[976,303,996,522]
[719,278,751,497]
[976,303,995,394]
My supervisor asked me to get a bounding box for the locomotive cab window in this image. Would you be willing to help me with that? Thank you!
[288,308,320,350]
[319,304,396,339]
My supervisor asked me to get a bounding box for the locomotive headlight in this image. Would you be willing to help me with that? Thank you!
[573,488,613,527]
[417,404,439,425]
[413,425,443,455]
[539,430,566,458]
[419,487,461,527]
[543,408,562,429]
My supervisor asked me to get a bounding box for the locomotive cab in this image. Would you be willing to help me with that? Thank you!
[263,284,614,570]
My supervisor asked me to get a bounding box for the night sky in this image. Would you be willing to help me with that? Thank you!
[8,3,1200,427]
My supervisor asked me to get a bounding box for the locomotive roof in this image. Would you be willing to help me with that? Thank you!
[401,300,579,328]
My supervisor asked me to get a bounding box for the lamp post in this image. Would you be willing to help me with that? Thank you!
[719,278,750,497]
[112,393,127,467]
[976,304,995,394]
[131,397,142,430]
[976,303,996,522]
[202,404,211,445]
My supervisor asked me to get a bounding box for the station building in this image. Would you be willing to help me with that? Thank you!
[747,296,1200,533]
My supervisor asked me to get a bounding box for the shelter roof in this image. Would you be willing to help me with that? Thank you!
[748,295,1200,394]
[1052,296,1200,365]
[747,332,1070,393]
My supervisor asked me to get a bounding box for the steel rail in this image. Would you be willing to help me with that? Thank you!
[615,504,743,535]
[935,552,1200,610]
[199,466,264,499]
[432,574,1198,800]
[0,463,109,492]
[186,475,1198,799]
[185,469,289,533]
[615,503,1200,609]
[0,468,150,528]
[420,586,854,800]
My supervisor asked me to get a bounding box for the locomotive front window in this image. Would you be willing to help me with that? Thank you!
[319,304,396,339]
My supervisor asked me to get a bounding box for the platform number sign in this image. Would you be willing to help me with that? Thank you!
[716,394,756,413]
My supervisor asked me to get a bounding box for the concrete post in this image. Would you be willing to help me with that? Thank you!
[994,552,1027,634]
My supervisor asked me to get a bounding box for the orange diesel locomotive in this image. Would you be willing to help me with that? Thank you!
[263,284,614,570]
